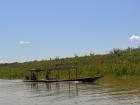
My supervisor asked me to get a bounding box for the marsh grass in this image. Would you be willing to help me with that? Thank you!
[0,47,140,79]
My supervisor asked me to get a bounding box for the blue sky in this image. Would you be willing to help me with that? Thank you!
[0,0,140,63]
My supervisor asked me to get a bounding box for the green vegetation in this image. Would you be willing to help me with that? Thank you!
[0,47,140,79]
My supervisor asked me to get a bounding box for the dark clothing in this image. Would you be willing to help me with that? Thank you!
[25,75,29,80]
[46,71,49,80]
[31,73,37,80]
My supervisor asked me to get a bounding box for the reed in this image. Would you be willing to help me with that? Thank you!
[0,47,140,79]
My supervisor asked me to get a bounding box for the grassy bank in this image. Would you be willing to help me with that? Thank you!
[0,47,140,79]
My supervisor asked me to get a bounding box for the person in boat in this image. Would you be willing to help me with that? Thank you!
[31,72,37,80]
[45,71,49,80]
[25,75,29,80]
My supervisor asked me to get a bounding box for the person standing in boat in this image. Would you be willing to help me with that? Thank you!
[25,75,29,80]
[45,70,49,80]
[31,72,37,80]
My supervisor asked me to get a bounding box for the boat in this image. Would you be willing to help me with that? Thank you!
[23,76,101,83]
[23,64,101,83]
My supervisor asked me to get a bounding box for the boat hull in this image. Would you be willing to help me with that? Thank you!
[23,76,101,83]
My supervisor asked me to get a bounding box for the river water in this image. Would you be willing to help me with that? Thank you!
[0,76,140,105]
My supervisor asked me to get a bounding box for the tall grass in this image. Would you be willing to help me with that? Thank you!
[0,47,140,79]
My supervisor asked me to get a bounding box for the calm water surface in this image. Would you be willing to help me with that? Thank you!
[0,77,140,105]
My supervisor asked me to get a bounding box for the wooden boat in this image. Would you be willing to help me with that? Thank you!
[23,64,102,83]
[23,76,101,83]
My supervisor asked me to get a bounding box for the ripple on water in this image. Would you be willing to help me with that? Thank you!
[0,78,140,105]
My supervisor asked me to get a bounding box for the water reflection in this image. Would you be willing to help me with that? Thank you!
[0,77,140,105]
[97,76,140,104]
[24,79,140,102]
[25,82,80,98]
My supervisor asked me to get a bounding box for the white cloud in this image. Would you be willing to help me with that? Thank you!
[129,35,140,42]
[19,41,32,45]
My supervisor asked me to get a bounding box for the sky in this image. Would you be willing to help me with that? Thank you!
[0,0,140,63]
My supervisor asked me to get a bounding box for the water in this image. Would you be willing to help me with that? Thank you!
[0,77,140,105]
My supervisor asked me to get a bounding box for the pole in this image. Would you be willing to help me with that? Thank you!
[76,68,78,79]
[36,72,38,80]
[69,69,71,79]
[75,62,78,79]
